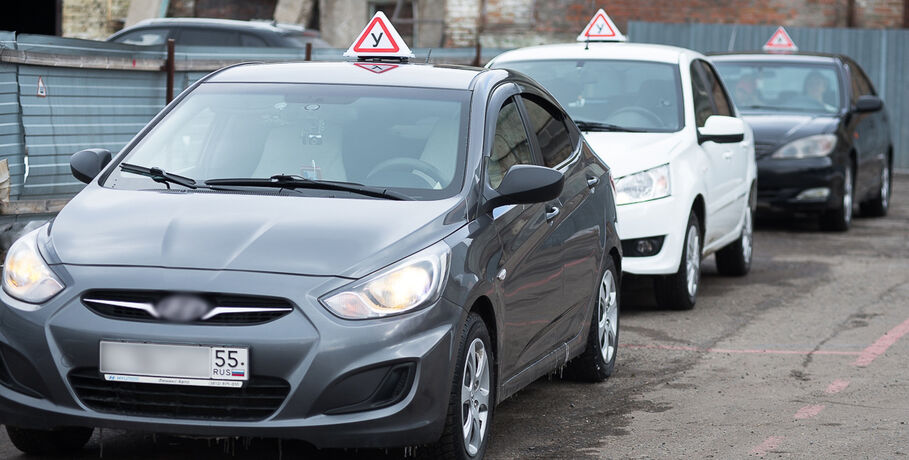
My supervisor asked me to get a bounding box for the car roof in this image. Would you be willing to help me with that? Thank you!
[709,52,841,64]
[490,42,704,65]
[207,62,491,90]
[130,17,308,34]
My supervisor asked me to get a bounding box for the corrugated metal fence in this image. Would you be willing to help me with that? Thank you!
[0,32,503,202]
[628,21,909,170]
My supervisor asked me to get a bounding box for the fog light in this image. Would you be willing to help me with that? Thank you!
[795,187,830,201]
[621,236,666,257]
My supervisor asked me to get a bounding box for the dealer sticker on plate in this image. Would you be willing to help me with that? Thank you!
[100,341,249,388]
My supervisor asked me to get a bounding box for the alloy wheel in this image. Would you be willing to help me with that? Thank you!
[598,269,619,363]
[843,166,853,224]
[461,338,491,457]
[742,206,753,264]
[881,163,890,210]
[685,226,700,298]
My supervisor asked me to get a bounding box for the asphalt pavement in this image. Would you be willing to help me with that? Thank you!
[2,174,907,459]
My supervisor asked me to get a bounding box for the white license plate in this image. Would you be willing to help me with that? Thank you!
[99,341,249,388]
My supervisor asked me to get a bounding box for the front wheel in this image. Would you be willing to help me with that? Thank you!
[424,313,495,460]
[6,426,93,455]
[565,257,620,382]
[820,164,853,231]
[861,157,890,217]
[716,204,753,276]
[654,211,701,310]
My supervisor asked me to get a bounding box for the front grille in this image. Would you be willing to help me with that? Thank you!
[82,291,294,325]
[69,368,289,421]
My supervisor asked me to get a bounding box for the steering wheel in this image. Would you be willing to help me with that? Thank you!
[366,158,446,188]
[606,106,664,128]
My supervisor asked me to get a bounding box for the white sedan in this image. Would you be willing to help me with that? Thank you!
[490,43,757,309]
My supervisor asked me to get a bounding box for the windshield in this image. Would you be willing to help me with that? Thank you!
[104,83,470,200]
[496,59,683,132]
[713,61,842,114]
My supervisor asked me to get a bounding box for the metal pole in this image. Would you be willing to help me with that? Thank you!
[305,42,312,61]
[165,38,175,104]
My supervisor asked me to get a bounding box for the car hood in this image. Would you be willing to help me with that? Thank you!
[50,186,464,279]
[742,113,839,158]
[581,131,683,178]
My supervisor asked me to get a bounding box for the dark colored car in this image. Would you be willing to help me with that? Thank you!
[0,61,620,459]
[711,53,892,231]
[107,17,331,48]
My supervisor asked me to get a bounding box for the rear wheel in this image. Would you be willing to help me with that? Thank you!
[424,313,495,460]
[6,426,93,455]
[716,204,753,276]
[861,157,890,217]
[655,211,700,310]
[565,257,619,382]
[820,164,853,231]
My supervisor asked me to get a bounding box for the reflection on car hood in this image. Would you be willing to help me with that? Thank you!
[50,186,463,278]
[742,113,839,157]
[581,131,683,178]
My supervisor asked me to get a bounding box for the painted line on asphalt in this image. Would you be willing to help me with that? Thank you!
[853,316,909,367]
[793,404,825,420]
[825,379,850,394]
[750,436,784,456]
[624,343,861,356]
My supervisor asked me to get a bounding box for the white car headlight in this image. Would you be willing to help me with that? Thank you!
[614,164,671,205]
[2,228,64,304]
[321,241,450,320]
[772,134,837,159]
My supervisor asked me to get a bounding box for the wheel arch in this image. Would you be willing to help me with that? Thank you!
[691,194,706,241]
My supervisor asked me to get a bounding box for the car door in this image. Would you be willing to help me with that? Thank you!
[518,92,605,344]
[691,59,746,245]
[845,60,888,198]
[486,94,565,380]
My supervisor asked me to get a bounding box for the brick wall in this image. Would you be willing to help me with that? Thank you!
[63,0,131,39]
[169,0,277,19]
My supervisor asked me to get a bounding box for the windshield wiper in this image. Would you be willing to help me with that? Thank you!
[204,175,411,200]
[120,163,199,189]
[573,120,646,133]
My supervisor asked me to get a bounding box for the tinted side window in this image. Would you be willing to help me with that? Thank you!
[522,96,574,168]
[488,98,534,189]
[701,62,733,116]
[178,28,240,46]
[114,28,168,45]
[690,62,713,128]
[240,33,268,47]
[849,62,874,98]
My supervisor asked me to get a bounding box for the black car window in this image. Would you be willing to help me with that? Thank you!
[690,61,714,128]
[700,62,734,116]
[240,33,268,47]
[177,28,240,46]
[113,28,169,46]
[521,96,574,168]
[849,62,875,99]
[488,98,534,189]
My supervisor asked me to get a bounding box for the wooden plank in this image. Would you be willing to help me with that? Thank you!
[0,49,260,72]
[0,198,69,215]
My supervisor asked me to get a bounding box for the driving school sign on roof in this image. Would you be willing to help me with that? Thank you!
[344,11,414,59]
[576,8,627,42]
[763,26,798,52]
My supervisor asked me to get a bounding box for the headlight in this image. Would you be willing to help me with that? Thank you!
[321,241,450,320]
[771,134,837,159]
[614,164,671,205]
[2,228,64,304]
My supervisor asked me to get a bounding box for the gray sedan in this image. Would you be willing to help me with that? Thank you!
[0,61,621,459]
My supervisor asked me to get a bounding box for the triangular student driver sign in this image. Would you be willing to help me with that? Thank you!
[576,8,627,42]
[763,26,798,52]
[344,11,414,59]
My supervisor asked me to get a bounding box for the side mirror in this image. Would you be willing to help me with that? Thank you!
[70,148,112,184]
[485,165,564,211]
[854,95,883,113]
[697,115,745,144]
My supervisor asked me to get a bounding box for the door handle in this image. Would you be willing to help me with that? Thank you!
[722,151,734,160]
[586,176,599,189]
[545,206,560,222]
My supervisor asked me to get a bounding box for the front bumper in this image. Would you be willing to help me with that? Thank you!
[0,265,459,448]
[615,196,685,276]
[756,156,844,214]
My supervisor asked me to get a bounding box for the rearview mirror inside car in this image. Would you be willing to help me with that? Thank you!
[698,115,745,144]
[70,148,112,184]
[485,165,564,211]
[854,95,883,113]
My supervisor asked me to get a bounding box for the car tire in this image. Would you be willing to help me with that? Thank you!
[860,157,890,217]
[820,164,853,232]
[654,211,700,310]
[565,257,620,382]
[6,425,93,455]
[423,312,495,460]
[716,203,753,277]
